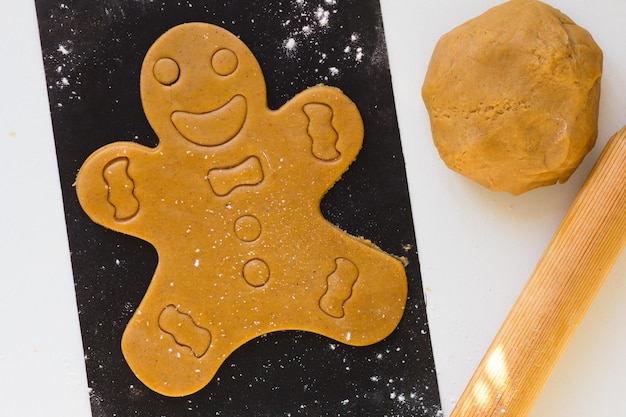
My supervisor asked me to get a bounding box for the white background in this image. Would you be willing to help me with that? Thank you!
[1,1,625,416]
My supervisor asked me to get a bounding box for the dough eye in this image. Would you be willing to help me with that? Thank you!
[153,57,180,85]
[212,48,238,76]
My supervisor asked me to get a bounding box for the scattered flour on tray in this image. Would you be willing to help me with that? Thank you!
[280,0,364,80]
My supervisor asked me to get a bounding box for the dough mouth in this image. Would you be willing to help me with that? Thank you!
[171,94,247,146]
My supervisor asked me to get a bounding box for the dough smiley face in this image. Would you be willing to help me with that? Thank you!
[75,22,408,397]
[170,94,247,146]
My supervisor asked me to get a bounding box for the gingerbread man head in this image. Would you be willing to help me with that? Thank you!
[141,23,266,148]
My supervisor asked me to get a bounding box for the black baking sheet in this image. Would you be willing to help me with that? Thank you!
[35,1,441,415]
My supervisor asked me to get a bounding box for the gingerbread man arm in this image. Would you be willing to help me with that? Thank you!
[279,85,364,178]
[76,142,154,239]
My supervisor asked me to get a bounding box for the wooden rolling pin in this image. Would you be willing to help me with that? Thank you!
[450,125,626,417]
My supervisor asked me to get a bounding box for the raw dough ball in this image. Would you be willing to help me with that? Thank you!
[422,0,602,195]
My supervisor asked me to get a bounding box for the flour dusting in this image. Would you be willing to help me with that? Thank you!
[280,0,365,81]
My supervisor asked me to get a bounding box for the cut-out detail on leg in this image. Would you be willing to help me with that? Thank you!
[207,156,264,196]
[102,157,140,221]
[158,305,211,358]
[319,258,359,318]
[304,103,340,161]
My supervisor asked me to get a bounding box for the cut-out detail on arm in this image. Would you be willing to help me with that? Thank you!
[102,157,140,221]
[303,103,340,161]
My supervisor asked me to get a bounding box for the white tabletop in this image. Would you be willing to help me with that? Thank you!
[1,1,625,416]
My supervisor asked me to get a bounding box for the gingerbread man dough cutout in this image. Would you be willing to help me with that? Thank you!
[76,22,408,396]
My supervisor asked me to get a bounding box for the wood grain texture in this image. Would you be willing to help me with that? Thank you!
[451,125,626,417]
